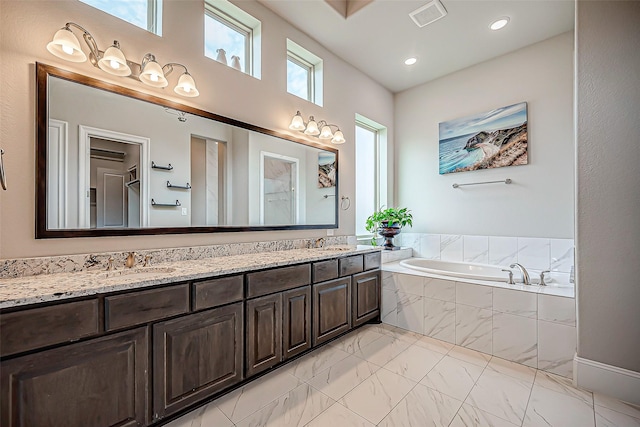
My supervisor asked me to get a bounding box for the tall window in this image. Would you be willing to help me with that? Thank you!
[205,0,261,78]
[80,0,162,35]
[355,116,387,238]
[286,39,323,106]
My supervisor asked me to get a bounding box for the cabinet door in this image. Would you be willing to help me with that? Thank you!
[1,328,148,427]
[153,303,243,419]
[352,270,381,327]
[313,277,352,346]
[282,286,311,360]
[246,293,283,377]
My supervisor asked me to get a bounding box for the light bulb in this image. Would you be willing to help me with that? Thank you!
[490,17,510,30]
[150,73,159,82]
[109,59,119,69]
[62,44,74,55]
[183,85,191,93]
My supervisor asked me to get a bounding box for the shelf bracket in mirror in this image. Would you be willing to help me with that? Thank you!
[151,161,173,171]
[151,199,181,207]
[166,181,191,190]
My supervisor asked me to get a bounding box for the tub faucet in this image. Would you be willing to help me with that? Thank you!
[510,263,531,285]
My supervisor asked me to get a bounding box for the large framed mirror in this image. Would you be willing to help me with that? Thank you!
[36,63,339,238]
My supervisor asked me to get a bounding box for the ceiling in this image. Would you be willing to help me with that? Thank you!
[258,0,575,93]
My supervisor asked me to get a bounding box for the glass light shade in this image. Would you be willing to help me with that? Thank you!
[174,73,200,97]
[289,112,305,131]
[319,125,334,139]
[304,117,320,136]
[98,44,131,76]
[139,60,168,88]
[331,129,346,144]
[46,28,87,63]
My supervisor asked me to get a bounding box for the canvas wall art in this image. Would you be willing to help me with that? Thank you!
[439,102,528,174]
[318,152,336,188]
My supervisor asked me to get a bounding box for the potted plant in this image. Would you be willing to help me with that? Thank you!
[365,207,413,250]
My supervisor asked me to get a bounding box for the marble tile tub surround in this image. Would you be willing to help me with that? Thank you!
[381,268,577,379]
[396,232,575,275]
[0,236,350,279]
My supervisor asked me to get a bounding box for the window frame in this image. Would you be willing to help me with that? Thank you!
[355,117,388,240]
[286,39,323,106]
[79,0,162,35]
[287,51,315,102]
[205,4,252,75]
[204,0,261,78]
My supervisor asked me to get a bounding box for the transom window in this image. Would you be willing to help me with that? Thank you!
[79,0,162,35]
[286,39,323,106]
[205,0,261,78]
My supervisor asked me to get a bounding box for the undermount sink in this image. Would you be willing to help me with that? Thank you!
[315,245,355,251]
[96,267,176,280]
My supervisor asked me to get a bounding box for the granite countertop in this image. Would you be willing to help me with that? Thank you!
[0,246,380,309]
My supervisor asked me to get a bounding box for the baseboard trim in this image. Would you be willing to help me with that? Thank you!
[574,354,640,405]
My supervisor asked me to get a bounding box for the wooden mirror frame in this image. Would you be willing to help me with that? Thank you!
[36,63,339,238]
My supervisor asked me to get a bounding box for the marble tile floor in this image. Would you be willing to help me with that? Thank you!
[165,324,640,427]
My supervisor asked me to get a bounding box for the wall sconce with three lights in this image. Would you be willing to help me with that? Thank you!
[289,111,346,145]
[46,22,200,97]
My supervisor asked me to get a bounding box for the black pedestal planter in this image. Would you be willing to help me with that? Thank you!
[379,225,402,250]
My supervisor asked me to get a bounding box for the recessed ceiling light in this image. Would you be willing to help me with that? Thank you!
[404,57,417,66]
[489,17,510,31]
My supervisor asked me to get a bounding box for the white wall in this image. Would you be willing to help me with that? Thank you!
[0,0,393,258]
[394,32,574,238]
[575,1,640,374]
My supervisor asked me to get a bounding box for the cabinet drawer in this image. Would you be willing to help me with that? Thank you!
[105,285,189,331]
[0,299,100,357]
[312,259,338,283]
[364,252,381,271]
[193,275,243,311]
[246,264,311,298]
[339,255,363,276]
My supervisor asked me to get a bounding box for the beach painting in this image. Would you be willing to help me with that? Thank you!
[318,152,336,188]
[439,102,528,174]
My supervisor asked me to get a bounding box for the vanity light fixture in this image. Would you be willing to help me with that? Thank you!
[489,17,510,31]
[46,22,200,97]
[289,111,346,145]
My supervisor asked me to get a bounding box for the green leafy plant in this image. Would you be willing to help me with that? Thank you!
[365,207,413,245]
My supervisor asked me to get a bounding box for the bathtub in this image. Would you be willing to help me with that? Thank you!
[399,258,511,282]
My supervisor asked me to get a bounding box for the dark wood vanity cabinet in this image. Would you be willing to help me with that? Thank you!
[0,327,148,427]
[313,277,352,345]
[245,293,283,377]
[245,263,314,377]
[282,286,312,360]
[0,252,381,427]
[352,270,381,327]
[152,303,244,419]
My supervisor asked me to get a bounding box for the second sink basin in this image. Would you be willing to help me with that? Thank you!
[97,267,176,281]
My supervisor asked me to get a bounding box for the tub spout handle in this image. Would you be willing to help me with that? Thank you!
[539,270,550,286]
[501,269,514,285]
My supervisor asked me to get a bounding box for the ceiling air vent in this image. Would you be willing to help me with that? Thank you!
[409,0,448,28]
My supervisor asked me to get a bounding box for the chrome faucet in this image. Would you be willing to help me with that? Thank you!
[510,263,531,285]
[106,257,115,272]
[315,238,326,248]
[125,252,136,269]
